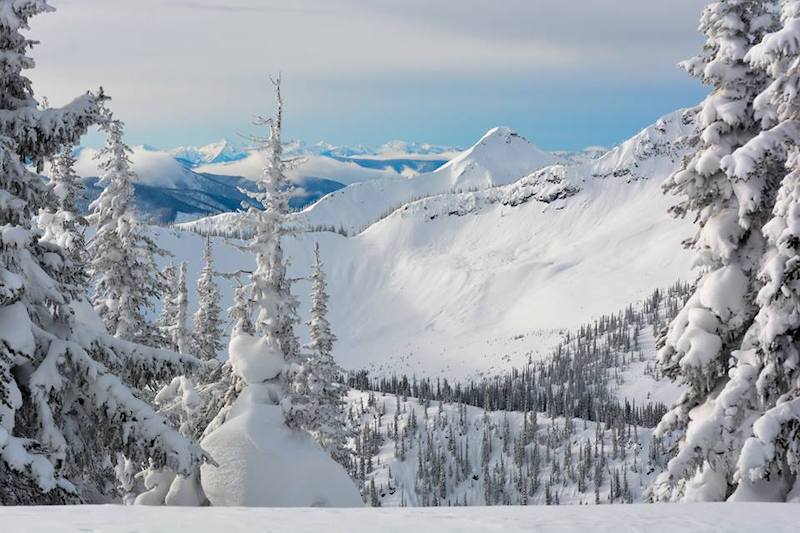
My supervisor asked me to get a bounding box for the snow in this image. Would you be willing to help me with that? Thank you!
[0,302,35,357]
[161,110,701,378]
[591,108,697,180]
[200,397,362,507]
[0,503,796,532]
[292,126,564,235]
[227,333,284,384]
[169,138,247,166]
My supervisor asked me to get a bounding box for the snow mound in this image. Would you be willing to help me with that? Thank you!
[228,333,284,384]
[200,399,362,507]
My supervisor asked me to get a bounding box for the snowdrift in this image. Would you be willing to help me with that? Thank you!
[200,393,361,507]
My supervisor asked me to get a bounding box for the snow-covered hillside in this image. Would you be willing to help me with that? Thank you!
[340,283,689,506]
[590,108,696,180]
[293,126,564,235]
[162,109,699,378]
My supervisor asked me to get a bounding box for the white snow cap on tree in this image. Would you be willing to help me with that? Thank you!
[88,110,169,347]
[0,0,210,504]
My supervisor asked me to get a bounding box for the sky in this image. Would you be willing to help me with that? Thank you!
[31,0,709,151]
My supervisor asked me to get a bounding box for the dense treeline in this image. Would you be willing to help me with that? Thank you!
[349,282,691,430]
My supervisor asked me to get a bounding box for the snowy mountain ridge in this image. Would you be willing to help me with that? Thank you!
[184,126,568,237]
[170,138,248,166]
[177,106,698,239]
[293,111,697,236]
[162,108,699,379]
[590,107,698,181]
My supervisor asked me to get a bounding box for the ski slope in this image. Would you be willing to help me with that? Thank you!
[1,503,795,532]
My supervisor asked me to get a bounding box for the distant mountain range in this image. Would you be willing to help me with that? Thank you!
[66,136,618,225]
[68,139,457,224]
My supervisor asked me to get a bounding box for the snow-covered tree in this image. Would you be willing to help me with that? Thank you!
[170,262,192,355]
[286,242,350,466]
[34,145,87,291]
[193,237,224,361]
[307,242,336,357]
[708,0,800,501]
[157,263,178,350]
[88,111,168,347]
[220,74,302,403]
[0,1,208,504]
[652,0,784,502]
[246,77,302,365]
[199,78,360,507]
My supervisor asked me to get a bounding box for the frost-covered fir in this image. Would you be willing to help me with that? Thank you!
[199,78,361,507]
[157,263,178,350]
[652,0,790,502]
[711,0,800,501]
[193,237,224,361]
[34,145,87,291]
[0,0,208,505]
[171,262,192,355]
[286,243,350,467]
[88,112,169,347]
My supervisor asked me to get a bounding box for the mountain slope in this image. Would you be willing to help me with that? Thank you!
[165,107,700,378]
[293,127,564,235]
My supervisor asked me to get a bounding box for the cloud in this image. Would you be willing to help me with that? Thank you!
[31,1,708,149]
[165,0,328,14]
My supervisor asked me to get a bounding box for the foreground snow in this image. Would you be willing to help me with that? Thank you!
[2,503,796,532]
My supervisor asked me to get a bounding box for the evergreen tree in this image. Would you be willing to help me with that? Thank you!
[88,111,168,347]
[204,75,301,428]
[248,76,302,365]
[193,237,224,361]
[715,0,800,501]
[171,262,191,355]
[652,0,783,501]
[0,1,208,504]
[286,242,350,466]
[34,145,87,291]
[307,242,336,356]
[157,263,178,350]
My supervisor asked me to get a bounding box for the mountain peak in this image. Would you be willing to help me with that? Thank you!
[169,138,248,167]
[436,126,561,189]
